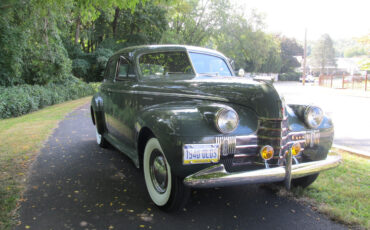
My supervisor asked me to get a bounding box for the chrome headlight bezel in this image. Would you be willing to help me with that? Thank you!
[215,108,239,134]
[304,106,324,129]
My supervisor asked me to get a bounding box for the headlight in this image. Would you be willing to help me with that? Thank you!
[215,108,239,133]
[304,106,324,128]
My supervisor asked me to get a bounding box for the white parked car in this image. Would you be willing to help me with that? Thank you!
[300,75,315,83]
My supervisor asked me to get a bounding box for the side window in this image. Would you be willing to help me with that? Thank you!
[116,55,135,80]
[104,61,111,80]
[105,58,118,80]
[138,51,194,79]
[117,56,129,78]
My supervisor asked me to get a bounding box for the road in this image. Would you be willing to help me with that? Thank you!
[16,103,347,230]
[274,81,370,154]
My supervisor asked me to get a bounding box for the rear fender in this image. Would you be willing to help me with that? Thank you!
[91,94,106,134]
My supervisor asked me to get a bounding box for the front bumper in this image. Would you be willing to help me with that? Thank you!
[183,153,342,188]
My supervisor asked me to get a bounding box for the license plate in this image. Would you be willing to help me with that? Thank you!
[183,144,220,164]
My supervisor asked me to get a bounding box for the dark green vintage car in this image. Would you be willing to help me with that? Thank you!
[91,45,341,211]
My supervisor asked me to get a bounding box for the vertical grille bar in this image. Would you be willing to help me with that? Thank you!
[215,136,236,156]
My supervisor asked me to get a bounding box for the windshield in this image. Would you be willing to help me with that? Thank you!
[138,51,194,80]
[189,52,232,77]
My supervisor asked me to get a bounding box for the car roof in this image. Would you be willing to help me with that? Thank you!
[113,45,226,58]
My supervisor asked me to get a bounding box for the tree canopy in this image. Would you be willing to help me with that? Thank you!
[311,34,336,74]
[0,0,304,86]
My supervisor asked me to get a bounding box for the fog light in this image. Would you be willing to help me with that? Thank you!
[291,142,301,156]
[260,145,274,160]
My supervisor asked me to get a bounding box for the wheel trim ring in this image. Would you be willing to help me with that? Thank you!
[149,150,168,194]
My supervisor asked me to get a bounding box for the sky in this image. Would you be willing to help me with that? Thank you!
[233,0,370,41]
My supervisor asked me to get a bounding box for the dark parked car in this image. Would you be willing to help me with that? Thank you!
[91,45,341,211]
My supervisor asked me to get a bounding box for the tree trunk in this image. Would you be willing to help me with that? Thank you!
[80,38,85,52]
[112,7,120,38]
[75,16,81,45]
[87,39,91,53]
[43,17,49,46]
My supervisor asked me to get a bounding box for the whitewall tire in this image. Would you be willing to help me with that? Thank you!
[143,138,189,211]
[144,138,172,206]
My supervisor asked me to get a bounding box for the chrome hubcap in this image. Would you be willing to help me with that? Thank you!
[149,150,168,194]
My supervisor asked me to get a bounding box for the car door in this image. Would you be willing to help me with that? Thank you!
[105,55,138,155]
[100,56,118,135]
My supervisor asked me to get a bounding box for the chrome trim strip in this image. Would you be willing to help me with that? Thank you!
[236,144,258,149]
[259,127,288,131]
[183,154,342,188]
[234,154,253,158]
[235,135,258,139]
[284,149,292,189]
[106,88,229,102]
[259,135,289,140]
[258,117,285,121]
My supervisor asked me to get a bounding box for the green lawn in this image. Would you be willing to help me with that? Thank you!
[0,97,91,230]
[291,151,369,229]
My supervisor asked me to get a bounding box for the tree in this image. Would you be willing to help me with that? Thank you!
[311,34,336,74]
[279,37,303,73]
[215,12,282,73]
[71,0,147,45]
[357,34,370,71]
[161,0,230,46]
[0,1,27,86]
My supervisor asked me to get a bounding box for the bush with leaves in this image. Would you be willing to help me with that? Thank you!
[72,59,91,78]
[278,72,301,81]
[0,76,95,119]
[69,48,113,82]
[0,12,27,86]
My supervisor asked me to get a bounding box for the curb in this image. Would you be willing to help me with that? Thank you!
[332,144,370,159]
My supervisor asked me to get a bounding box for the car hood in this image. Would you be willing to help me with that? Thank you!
[137,77,284,119]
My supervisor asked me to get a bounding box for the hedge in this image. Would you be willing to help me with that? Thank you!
[0,76,97,119]
[278,72,301,81]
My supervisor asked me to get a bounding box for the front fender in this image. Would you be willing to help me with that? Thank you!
[135,101,259,177]
[287,104,334,161]
[136,101,259,138]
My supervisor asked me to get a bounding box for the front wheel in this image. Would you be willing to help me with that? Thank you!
[143,138,189,211]
[292,173,319,188]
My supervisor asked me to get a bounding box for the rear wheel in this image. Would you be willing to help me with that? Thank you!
[95,125,108,148]
[143,138,189,211]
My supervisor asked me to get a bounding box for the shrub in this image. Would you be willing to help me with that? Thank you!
[69,48,113,82]
[278,72,301,81]
[72,59,91,78]
[0,76,95,119]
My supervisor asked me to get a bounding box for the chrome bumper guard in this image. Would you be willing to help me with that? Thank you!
[183,154,342,189]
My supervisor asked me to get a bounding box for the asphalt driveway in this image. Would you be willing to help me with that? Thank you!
[16,103,347,230]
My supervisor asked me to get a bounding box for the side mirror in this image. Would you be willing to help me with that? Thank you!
[238,68,245,77]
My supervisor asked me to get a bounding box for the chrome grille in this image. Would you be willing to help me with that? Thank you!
[215,136,236,156]
[257,118,288,159]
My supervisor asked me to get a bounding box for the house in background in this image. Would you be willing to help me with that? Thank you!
[295,56,363,76]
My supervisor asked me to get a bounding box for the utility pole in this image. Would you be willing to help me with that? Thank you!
[302,29,307,86]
